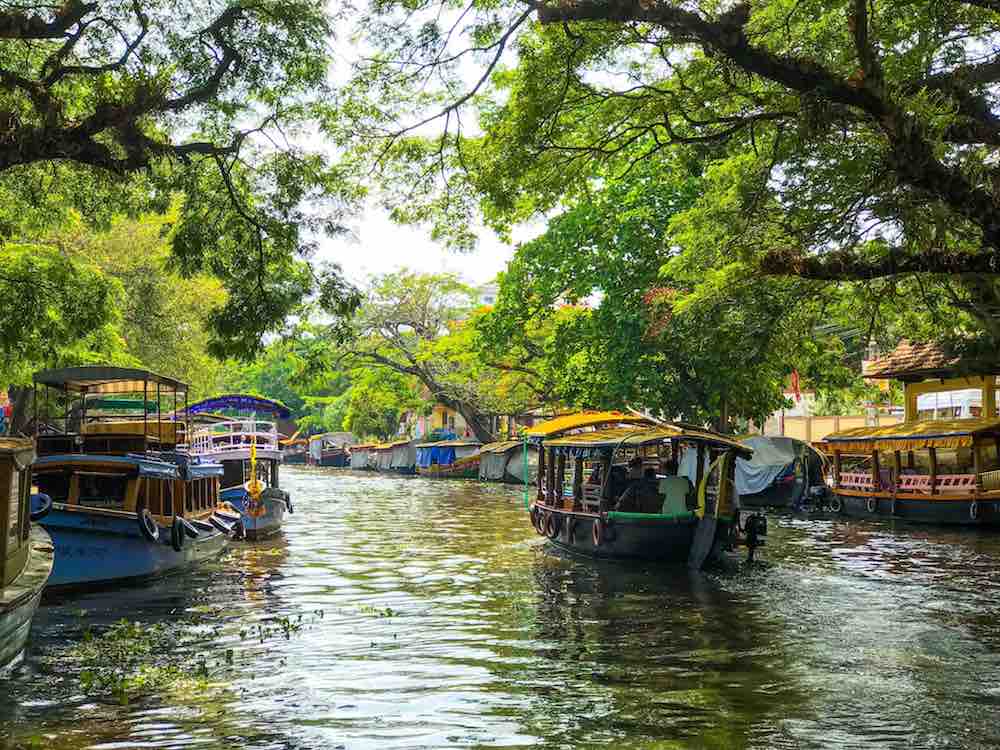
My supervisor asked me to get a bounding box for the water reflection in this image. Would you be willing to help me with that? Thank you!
[2,469,1000,748]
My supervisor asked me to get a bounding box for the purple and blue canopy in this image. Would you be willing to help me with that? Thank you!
[185,394,291,419]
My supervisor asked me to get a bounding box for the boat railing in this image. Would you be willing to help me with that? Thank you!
[190,419,280,456]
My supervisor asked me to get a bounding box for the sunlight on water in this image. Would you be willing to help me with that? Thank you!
[3,468,1000,749]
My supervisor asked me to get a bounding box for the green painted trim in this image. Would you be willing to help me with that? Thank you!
[606,511,696,522]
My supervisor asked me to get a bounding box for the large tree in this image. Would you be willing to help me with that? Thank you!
[339,0,1000,348]
[0,1,360,356]
[323,270,538,443]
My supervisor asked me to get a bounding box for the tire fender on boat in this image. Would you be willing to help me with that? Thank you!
[866,497,878,514]
[566,517,577,543]
[970,501,980,522]
[209,514,233,535]
[30,492,52,522]
[829,495,842,513]
[181,517,201,539]
[138,506,159,543]
[592,518,603,547]
[170,517,186,552]
[544,512,560,539]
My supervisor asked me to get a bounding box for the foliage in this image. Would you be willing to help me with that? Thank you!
[0,1,363,356]
[342,367,423,439]
[0,244,126,386]
[49,213,227,398]
[338,0,1000,356]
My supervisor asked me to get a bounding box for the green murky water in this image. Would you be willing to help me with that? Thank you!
[3,468,1000,749]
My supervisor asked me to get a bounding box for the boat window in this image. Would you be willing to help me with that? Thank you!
[77,472,128,510]
[7,467,21,551]
[35,471,70,504]
[222,461,244,490]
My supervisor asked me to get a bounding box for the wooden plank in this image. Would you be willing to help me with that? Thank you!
[929,447,938,495]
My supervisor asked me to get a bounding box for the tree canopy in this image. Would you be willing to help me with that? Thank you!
[0,1,362,357]
[338,0,1000,350]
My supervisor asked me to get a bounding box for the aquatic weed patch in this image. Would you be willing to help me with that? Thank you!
[69,609,325,706]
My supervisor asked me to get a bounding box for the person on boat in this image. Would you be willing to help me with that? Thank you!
[614,459,657,512]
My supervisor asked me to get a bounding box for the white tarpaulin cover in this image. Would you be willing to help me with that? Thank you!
[734,437,798,495]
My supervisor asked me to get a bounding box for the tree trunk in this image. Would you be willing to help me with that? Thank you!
[442,396,496,443]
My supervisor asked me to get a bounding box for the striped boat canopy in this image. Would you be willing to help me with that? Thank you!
[821,417,1000,453]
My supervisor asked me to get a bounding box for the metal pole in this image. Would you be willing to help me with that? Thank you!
[143,378,148,453]
[156,381,162,445]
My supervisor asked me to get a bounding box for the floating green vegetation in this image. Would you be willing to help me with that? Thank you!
[69,609,324,706]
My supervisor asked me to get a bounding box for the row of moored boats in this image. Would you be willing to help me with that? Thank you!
[1,366,296,670]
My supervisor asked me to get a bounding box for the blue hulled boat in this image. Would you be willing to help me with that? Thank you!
[29,367,237,592]
[0,439,53,668]
[188,394,293,540]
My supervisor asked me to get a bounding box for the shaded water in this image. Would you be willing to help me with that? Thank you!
[4,468,1000,748]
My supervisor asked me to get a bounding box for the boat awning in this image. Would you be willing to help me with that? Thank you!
[821,417,1000,452]
[543,425,752,458]
[34,454,181,479]
[186,394,291,419]
[480,440,523,454]
[34,366,188,394]
[523,411,656,442]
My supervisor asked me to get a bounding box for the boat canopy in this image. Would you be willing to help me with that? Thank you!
[186,394,291,419]
[34,366,187,394]
[523,411,656,441]
[822,417,1000,453]
[480,440,522,454]
[735,436,821,495]
[415,440,480,467]
[543,425,751,458]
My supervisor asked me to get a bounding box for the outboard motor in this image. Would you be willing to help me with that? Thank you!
[744,512,768,562]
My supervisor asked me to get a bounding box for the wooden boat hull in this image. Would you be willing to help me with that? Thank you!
[418,464,478,479]
[0,526,54,669]
[317,453,349,467]
[835,491,1000,526]
[530,504,711,562]
[37,506,229,591]
[282,453,307,465]
[221,488,287,540]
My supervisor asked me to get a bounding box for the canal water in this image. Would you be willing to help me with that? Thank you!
[3,468,1000,749]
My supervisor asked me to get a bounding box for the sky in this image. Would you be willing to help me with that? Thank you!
[316,201,536,287]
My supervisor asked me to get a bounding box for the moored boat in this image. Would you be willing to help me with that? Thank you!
[820,417,1000,525]
[389,438,417,474]
[526,414,764,568]
[280,433,308,465]
[29,367,236,591]
[188,394,293,540]
[0,439,53,668]
[349,443,376,469]
[736,436,827,509]
[478,440,538,484]
[307,432,355,467]
[416,440,481,478]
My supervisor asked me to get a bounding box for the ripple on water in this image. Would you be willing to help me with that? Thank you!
[3,470,1000,748]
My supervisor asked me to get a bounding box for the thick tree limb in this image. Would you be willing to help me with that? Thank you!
[759,247,1000,279]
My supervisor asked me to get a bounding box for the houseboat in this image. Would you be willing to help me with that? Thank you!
[821,340,1000,525]
[736,436,827,508]
[29,367,234,590]
[188,394,293,540]
[280,432,308,465]
[349,443,376,469]
[0,439,53,668]
[416,440,481,478]
[479,440,538,484]
[389,438,417,474]
[308,432,355,467]
[526,413,764,567]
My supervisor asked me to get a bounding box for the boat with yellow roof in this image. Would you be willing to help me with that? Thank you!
[526,414,765,567]
[821,416,1000,524]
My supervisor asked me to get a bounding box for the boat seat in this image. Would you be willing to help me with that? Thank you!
[659,476,692,515]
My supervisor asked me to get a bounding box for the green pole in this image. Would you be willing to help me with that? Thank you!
[523,435,529,511]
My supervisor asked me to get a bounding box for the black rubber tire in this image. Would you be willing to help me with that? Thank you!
[170,517,186,552]
[30,493,52,522]
[181,517,200,539]
[138,504,159,543]
[210,515,234,535]
[592,518,603,547]
[829,495,842,513]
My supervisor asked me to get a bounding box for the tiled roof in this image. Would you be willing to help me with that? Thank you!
[863,340,958,379]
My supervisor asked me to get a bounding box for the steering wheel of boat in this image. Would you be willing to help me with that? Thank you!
[30,492,52,522]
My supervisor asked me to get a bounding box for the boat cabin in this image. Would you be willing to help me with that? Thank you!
[0,439,36,588]
[537,425,750,516]
[821,418,1000,522]
[350,443,376,469]
[30,366,222,527]
[415,440,481,477]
